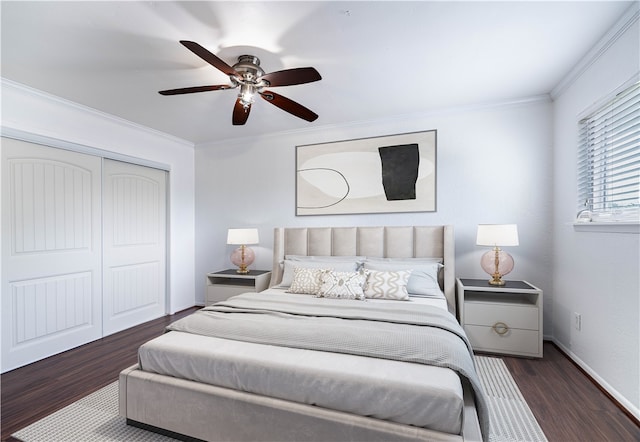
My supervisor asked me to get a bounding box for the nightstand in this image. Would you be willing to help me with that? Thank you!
[205,269,271,305]
[457,278,543,358]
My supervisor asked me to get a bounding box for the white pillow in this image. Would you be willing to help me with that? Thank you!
[363,260,443,298]
[286,267,326,295]
[278,260,359,288]
[317,270,366,300]
[364,269,412,300]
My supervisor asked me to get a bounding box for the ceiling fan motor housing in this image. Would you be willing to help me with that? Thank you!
[233,55,265,84]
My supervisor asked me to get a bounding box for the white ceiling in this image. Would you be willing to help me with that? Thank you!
[1,1,634,145]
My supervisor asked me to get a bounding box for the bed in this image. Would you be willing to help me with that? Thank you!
[119,225,487,441]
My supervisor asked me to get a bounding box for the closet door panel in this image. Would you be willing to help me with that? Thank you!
[1,138,102,372]
[102,159,167,336]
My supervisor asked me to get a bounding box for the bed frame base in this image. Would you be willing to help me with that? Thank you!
[120,364,478,442]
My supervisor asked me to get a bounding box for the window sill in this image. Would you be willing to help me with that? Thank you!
[573,222,640,234]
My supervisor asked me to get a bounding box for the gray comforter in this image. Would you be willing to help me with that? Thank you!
[166,292,489,440]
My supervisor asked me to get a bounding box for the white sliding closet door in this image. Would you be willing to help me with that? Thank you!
[1,138,103,372]
[102,159,167,336]
[1,140,168,372]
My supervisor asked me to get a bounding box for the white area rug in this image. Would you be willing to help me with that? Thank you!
[14,356,547,442]
[476,356,548,442]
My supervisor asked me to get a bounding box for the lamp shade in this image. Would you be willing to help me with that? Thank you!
[476,224,519,247]
[227,228,259,245]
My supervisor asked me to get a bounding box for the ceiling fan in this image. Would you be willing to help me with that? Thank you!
[159,40,322,125]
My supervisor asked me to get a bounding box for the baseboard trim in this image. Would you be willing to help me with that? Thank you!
[549,339,640,426]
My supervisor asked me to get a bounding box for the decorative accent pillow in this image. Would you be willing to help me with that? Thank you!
[363,260,443,298]
[363,269,412,300]
[286,267,326,295]
[278,260,359,288]
[317,270,366,300]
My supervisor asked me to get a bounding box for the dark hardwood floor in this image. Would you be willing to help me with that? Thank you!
[2,310,638,441]
[1,307,199,441]
[502,342,640,441]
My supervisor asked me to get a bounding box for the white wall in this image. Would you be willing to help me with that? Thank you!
[551,8,639,419]
[1,80,196,313]
[195,98,554,332]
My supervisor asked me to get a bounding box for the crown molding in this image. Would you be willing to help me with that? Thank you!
[198,93,551,149]
[1,77,550,151]
[551,3,640,99]
[1,77,194,149]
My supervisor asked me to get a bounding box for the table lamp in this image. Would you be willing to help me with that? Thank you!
[227,228,259,274]
[476,224,519,286]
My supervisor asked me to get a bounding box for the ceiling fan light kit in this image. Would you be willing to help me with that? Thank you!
[159,41,321,125]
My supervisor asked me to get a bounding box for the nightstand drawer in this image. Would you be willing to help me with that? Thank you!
[207,284,253,304]
[205,270,272,306]
[465,302,538,330]
[465,324,540,356]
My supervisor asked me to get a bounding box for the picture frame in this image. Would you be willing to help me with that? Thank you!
[296,130,437,216]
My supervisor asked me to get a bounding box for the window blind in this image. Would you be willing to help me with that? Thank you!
[577,81,640,222]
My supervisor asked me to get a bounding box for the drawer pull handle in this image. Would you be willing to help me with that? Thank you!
[492,322,509,335]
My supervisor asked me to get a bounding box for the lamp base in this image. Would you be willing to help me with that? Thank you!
[230,245,255,275]
[480,248,514,287]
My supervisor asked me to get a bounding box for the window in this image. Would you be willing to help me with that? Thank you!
[577,81,640,223]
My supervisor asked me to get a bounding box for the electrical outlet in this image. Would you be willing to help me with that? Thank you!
[574,312,582,331]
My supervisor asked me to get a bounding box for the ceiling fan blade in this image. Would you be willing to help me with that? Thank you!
[261,67,322,87]
[260,91,318,122]
[180,40,236,77]
[232,98,251,125]
[159,85,233,95]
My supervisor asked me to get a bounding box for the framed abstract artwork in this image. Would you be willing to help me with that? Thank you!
[296,130,437,215]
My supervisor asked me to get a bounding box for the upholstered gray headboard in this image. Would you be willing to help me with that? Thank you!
[270,226,456,315]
